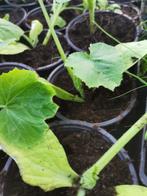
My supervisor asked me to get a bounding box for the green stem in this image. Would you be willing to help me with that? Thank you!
[88,0,96,33]
[43,5,63,45]
[22,34,33,48]
[38,0,66,62]
[78,113,147,195]
[126,71,147,86]
[38,0,85,98]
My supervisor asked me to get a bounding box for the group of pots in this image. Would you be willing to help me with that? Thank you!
[0,0,146,196]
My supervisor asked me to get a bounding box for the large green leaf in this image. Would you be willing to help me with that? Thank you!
[0,18,24,42]
[0,69,78,191]
[0,42,29,54]
[65,42,132,91]
[116,185,147,196]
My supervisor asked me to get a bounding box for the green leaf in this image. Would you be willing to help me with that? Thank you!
[0,69,78,191]
[0,18,24,42]
[0,42,29,54]
[116,185,147,196]
[54,15,66,28]
[29,20,43,47]
[116,40,147,59]
[65,43,132,91]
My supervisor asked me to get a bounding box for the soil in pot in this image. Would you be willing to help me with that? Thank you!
[3,130,133,196]
[50,68,135,123]
[66,11,137,51]
[0,7,26,25]
[3,36,69,70]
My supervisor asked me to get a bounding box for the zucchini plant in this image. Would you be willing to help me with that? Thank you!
[38,0,147,98]
[0,0,70,55]
[82,0,121,33]
[0,69,147,196]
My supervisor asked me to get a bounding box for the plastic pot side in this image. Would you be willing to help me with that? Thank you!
[5,0,38,8]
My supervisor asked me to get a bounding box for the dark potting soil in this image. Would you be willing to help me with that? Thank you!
[0,8,24,24]
[68,12,136,50]
[3,130,132,196]
[4,37,69,69]
[53,70,135,123]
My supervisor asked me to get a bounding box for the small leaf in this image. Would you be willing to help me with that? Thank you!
[29,20,43,47]
[116,185,147,196]
[0,69,78,191]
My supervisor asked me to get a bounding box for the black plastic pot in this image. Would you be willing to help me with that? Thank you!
[0,121,138,196]
[5,0,38,8]
[24,5,82,31]
[0,5,26,26]
[139,98,147,186]
[48,65,137,127]
[66,11,138,52]
[2,31,69,76]
[0,62,34,74]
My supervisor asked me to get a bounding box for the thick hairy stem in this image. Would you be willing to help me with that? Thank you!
[77,113,147,195]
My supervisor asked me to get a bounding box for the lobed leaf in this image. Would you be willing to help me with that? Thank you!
[0,69,78,191]
[65,42,132,91]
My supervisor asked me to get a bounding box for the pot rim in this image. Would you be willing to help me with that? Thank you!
[5,0,37,7]
[48,64,137,127]
[24,5,51,30]
[0,62,34,71]
[65,10,139,52]
[0,5,27,26]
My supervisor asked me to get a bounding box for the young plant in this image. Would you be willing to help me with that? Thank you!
[0,0,70,55]
[82,0,97,33]
[43,0,70,45]
[0,69,147,196]
[0,18,43,54]
[38,0,147,99]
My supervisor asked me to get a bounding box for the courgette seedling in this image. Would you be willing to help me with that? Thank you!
[38,0,147,98]
[0,69,147,196]
[0,0,70,55]
[82,0,121,33]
